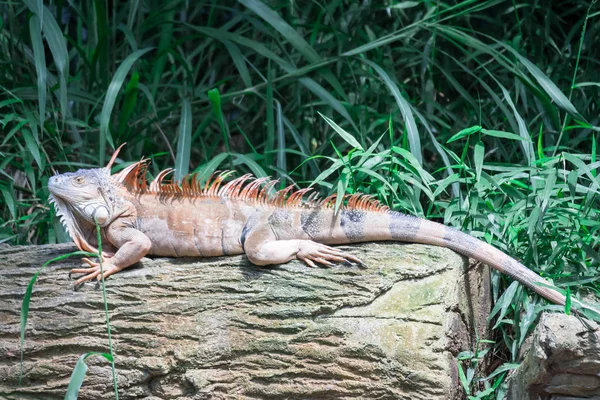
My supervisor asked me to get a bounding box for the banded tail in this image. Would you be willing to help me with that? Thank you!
[319,210,567,306]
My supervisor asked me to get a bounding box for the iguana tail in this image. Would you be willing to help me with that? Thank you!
[324,210,567,306]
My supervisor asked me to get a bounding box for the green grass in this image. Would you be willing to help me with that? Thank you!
[3,0,600,398]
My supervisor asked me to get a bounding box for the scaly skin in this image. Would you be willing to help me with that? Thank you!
[47,146,570,307]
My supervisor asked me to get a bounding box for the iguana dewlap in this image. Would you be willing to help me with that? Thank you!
[48,146,567,306]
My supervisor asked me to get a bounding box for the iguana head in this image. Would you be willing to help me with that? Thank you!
[48,145,125,252]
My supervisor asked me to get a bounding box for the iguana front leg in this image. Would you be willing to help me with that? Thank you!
[71,222,151,286]
[243,226,363,267]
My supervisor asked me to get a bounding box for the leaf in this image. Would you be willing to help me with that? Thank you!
[474,141,484,182]
[195,153,229,184]
[238,0,320,63]
[518,302,537,348]
[447,126,482,143]
[499,85,534,165]
[174,99,192,182]
[481,129,530,141]
[540,169,557,213]
[36,4,68,120]
[232,153,268,178]
[334,180,345,214]
[573,82,600,89]
[362,59,421,165]
[29,15,46,130]
[238,0,348,101]
[22,129,43,169]
[567,169,578,198]
[319,112,363,150]
[390,1,421,9]
[117,71,140,135]
[457,362,470,393]
[485,363,520,380]
[222,39,252,88]
[489,281,520,328]
[355,167,399,198]
[498,42,582,118]
[391,146,434,182]
[266,64,274,167]
[275,101,286,177]
[23,1,68,120]
[99,47,154,165]
[186,25,355,129]
[0,98,23,109]
[64,352,113,400]
[0,183,16,220]
[433,173,461,197]
[564,153,596,181]
[310,158,344,188]
[283,116,319,176]
[299,77,356,131]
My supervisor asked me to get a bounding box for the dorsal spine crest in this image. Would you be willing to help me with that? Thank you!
[113,160,390,212]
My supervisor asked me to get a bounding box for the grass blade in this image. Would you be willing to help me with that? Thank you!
[362,59,421,165]
[0,183,16,220]
[238,0,321,63]
[298,77,356,131]
[64,352,113,400]
[99,47,154,165]
[22,129,43,169]
[238,0,347,101]
[489,281,520,329]
[22,1,68,121]
[29,15,46,130]
[499,85,534,165]
[497,41,583,119]
[222,39,252,88]
[174,99,192,182]
[481,129,529,141]
[276,100,286,179]
[474,141,484,182]
[38,4,69,121]
[319,112,363,150]
[186,25,355,128]
[447,125,482,143]
[266,63,274,167]
[208,88,231,154]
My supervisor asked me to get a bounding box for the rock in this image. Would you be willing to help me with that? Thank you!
[506,312,600,400]
[0,242,491,399]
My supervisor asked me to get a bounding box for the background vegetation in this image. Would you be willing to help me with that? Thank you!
[2,0,600,397]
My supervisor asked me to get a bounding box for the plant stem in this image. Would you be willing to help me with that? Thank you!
[95,222,119,399]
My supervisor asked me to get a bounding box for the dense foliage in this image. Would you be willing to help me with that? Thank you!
[2,0,600,397]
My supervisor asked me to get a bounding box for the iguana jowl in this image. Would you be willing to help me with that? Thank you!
[48,145,567,306]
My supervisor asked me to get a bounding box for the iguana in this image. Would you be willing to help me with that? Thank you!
[48,144,568,306]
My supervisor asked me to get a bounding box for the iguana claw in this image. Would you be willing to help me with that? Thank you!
[297,242,364,268]
[70,257,124,286]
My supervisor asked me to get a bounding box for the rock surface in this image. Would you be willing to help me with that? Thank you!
[506,313,600,400]
[0,242,490,399]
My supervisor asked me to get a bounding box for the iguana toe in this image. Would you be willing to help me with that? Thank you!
[297,242,364,268]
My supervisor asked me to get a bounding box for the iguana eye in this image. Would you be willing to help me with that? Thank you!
[74,176,85,184]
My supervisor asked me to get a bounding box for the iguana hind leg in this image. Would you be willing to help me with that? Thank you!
[244,227,363,267]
